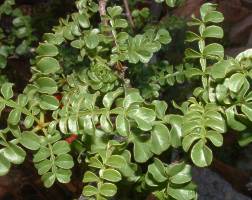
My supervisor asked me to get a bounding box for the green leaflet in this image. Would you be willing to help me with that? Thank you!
[99,183,117,197]
[226,106,247,131]
[83,171,99,183]
[146,159,196,200]
[1,82,13,100]
[228,73,245,92]
[202,25,223,38]
[127,107,156,131]
[0,154,11,176]
[3,143,26,164]
[150,124,170,155]
[42,172,56,188]
[100,168,122,182]
[36,43,59,57]
[40,94,59,110]
[133,136,153,163]
[116,114,130,136]
[191,140,213,167]
[37,57,60,74]
[35,77,58,94]
[182,100,225,167]
[20,131,41,150]
[85,30,99,49]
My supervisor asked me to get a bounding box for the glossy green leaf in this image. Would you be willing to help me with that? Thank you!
[236,48,252,61]
[167,162,186,177]
[70,39,84,49]
[36,43,58,56]
[165,0,176,7]
[128,107,156,131]
[216,84,228,102]
[1,82,13,99]
[16,27,28,38]
[228,73,245,92]
[204,11,224,23]
[56,168,72,183]
[114,19,128,28]
[238,132,252,147]
[99,183,117,197]
[191,140,212,167]
[0,154,10,176]
[89,157,103,169]
[52,141,71,155]
[105,155,126,168]
[156,29,171,44]
[100,168,122,182]
[33,147,50,162]
[35,159,52,175]
[24,116,34,128]
[100,115,113,133]
[206,131,223,147]
[40,94,59,110]
[185,49,201,59]
[103,87,123,109]
[186,31,200,42]
[150,124,170,155]
[35,77,57,94]
[8,109,21,125]
[145,172,158,187]
[17,94,28,107]
[43,33,64,45]
[170,164,192,184]
[116,114,130,136]
[67,116,78,133]
[203,43,224,59]
[63,26,74,40]
[152,100,167,120]
[107,6,122,17]
[20,131,41,150]
[205,116,226,133]
[83,171,99,183]
[37,57,60,74]
[41,172,56,188]
[182,133,200,152]
[147,159,167,183]
[200,3,216,19]
[169,115,183,148]
[210,60,232,79]
[85,30,99,49]
[167,186,196,200]
[202,25,223,38]
[241,104,252,122]
[127,35,160,63]
[226,106,246,131]
[55,154,74,169]
[3,143,26,164]
[83,185,98,196]
[133,138,153,163]
[78,14,90,28]
[123,90,144,108]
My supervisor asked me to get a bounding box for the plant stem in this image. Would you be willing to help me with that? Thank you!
[98,0,108,26]
[123,0,134,29]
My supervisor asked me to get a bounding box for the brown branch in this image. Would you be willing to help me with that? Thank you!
[99,0,108,26]
[98,0,130,85]
[123,0,135,29]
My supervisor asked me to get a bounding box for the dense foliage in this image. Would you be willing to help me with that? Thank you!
[0,0,252,199]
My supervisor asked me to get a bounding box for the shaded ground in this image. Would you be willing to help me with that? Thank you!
[193,167,251,200]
